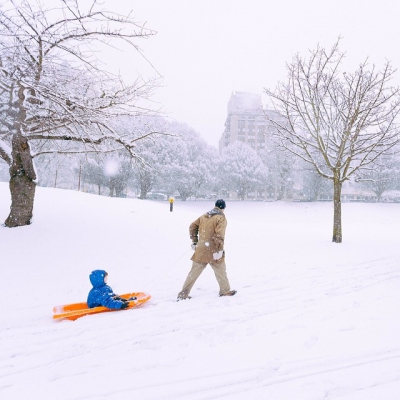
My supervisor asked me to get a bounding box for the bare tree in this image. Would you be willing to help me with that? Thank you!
[265,41,400,242]
[0,0,160,227]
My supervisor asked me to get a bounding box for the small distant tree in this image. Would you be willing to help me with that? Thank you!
[134,159,159,199]
[301,164,332,201]
[80,153,133,197]
[81,158,108,195]
[357,155,400,201]
[106,157,132,198]
[266,40,400,242]
[160,123,215,200]
[259,144,296,200]
[219,141,267,200]
[129,118,169,199]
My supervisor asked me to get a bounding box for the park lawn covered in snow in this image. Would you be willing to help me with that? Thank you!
[1,181,400,400]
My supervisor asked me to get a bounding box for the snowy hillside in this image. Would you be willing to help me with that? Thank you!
[1,182,400,400]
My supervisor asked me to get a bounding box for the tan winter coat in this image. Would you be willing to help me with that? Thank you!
[190,208,227,264]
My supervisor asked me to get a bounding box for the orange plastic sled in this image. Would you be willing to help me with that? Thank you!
[53,292,151,321]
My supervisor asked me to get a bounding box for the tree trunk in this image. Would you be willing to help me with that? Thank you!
[332,177,342,243]
[5,134,37,227]
[109,178,115,197]
[54,167,58,188]
[78,164,82,191]
[139,186,148,199]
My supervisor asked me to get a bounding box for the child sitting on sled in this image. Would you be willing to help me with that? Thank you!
[87,270,135,310]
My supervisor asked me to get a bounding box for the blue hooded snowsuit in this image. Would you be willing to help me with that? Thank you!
[87,270,125,309]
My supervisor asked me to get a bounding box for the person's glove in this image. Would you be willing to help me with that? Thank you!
[213,250,224,260]
[191,242,197,250]
[120,302,129,310]
[115,296,129,303]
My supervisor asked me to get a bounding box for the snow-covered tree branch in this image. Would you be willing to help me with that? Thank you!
[0,0,162,227]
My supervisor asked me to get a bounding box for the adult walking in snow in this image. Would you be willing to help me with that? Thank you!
[177,199,236,300]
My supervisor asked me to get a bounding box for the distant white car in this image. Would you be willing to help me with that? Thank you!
[146,193,168,200]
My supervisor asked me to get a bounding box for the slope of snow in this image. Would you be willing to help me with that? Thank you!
[1,182,400,400]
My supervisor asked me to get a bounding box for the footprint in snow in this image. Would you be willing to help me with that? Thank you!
[305,335,318,348]
[256,358,282,382]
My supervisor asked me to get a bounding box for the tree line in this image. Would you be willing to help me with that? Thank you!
[4,113,399,206]
[1,2,400,244]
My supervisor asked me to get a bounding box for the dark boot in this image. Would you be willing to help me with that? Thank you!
[219,290,237,297]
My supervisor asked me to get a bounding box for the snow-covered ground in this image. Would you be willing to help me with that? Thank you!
[1,182,400,400]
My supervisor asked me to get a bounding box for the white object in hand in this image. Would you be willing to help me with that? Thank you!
[191,243,197,250]
[213,250,223,260]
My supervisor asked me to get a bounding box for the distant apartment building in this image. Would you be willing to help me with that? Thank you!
[219,91,283,153]
[218,92,286,200]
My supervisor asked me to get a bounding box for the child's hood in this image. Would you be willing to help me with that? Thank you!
[89,270,107,288]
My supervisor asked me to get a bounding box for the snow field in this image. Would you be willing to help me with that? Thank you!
[0,182,400,399]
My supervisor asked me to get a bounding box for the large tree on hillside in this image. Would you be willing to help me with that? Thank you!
[0,0,160,227]
[266,41,400,242]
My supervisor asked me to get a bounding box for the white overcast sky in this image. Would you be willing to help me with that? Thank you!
[101,0,400,147]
